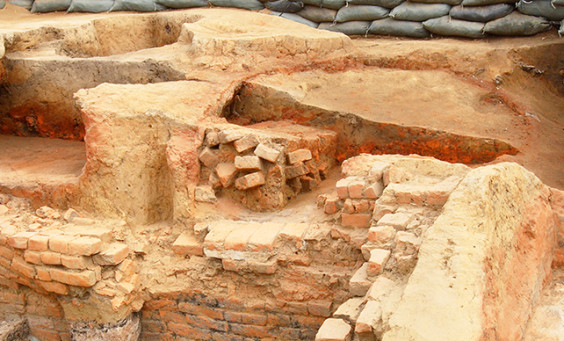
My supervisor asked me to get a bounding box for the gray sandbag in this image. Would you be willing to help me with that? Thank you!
[32,0,71,12]
[270,11,320,27]
[156,0,208,8]
[110,0,167,11]
[0,0,5,8]
[423,15,485,37]
[553,0,564,6]
[322,0,346,9]
[297,5,337,21]
[209,0,265,10]
[266,0,304,13]
[462,0,515,6]
[368,17,430,36]
[8,0,34,9]
[390,2,450,21]
[346,0,404,9]
[303,0,322,5]
[319,20,370,33]
[517,0,564,20]
[409,0,461,5]
[68,0,114,12]
[559,18,564,36]
[484,11,551,35]
[449,3,513,22]
[336,5,389,21]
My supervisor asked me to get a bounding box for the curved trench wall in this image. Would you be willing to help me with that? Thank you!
[5,0,564,38]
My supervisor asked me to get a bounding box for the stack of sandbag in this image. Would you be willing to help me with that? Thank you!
[8,0,34,10]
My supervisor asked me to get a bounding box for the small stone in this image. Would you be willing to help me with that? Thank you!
[219,129,244,144]
[233,135,259,153]
[195,185,217,203]
[215,163,238,188]
[254,143,281,163]
[234,155,262,171]
[199,147,219,168]
[235,172,266,190]
[287,149,312,164]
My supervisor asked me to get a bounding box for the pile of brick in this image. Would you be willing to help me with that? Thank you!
[197,122,337,211]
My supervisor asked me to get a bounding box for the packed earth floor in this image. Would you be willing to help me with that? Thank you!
[0,3,562,341]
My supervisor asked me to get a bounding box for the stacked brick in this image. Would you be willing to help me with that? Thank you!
[315,155,469,341]
[197,124,337,211]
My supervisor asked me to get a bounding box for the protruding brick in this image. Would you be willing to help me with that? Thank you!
[336,178,350,199]
[50,268,97,287]
[288,149,312,164]
[248,222,283,252]
[235,172,266,190]
[215,163,237,188]
[219,129,243,144]
[40,252,61,265]
[376,212,414,230]
[11,257,36,279]
[233,135,259,153]
[203,222,237,252]
[350,263,372,296]
[224,223,260,251]
[324,195,341,214]
[333,298,364,324]
[23,251,42,265]
[348,179,366,199]
[67,236,102,256]
[315,318,352,341]
[355,301,382,339]
[7,232,35,249]
[285,163,309,179]
[254,143,281,163]
[364,182,384,199]
[395,231,421,256]
[92,243,129,266]
[193,222,209,237]
[341,213,371,228]
[367,248,391,277]
[366,276,396,301]
[49,235,75,254]
[368,161,389,183]
[28,235,50,252]
[38,281,69,295]
[61,254,91,269]
[199,147,219,168]
[367,225,396,247]
[235,155,262,171]
[172,231,204,256]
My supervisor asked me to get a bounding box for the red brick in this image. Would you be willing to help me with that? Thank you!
[0,246,14,259]
[49,235,75,254]
[160,310,186,324]
[0,289,25,304]
[28,328,60,341]
[215,163,237,188]
[143,299,176,311]
[49,268,96,287]
[28,235,49,252]
[168,322,211,339]
[67,237,102,256]
[234,172,266,190]
[230,323,274,338]
[24,251,42,265]
[26,299,64,317]
[37,281,68,296]
[92,243,129,266]
[7,232,35,249]
[254,143,281,163]
[308,301,333,317]
[199,147,219,168]
[60,254,90,270]
[267,313,291,327]
[224,223,258,251]
[288,149,312,164]
[178,301,224,320]
[367,248,391,277]
[315,318,352,341]
[234,155,262,171]
[141,332,173,341]
[40,252,61,265]
[142,319,166,333]
[233,135,258,153]
[184,314,228,332]
[10,257,35,279]
[324,196,340,215]
[172,232,203,256]
[285,163,309,179]
[247,223,283,252]
[224,311,267,326]
[341,213,371,228]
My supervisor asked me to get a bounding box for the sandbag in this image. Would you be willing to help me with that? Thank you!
[346,0,404,9]
[266,0,304,13]
[368,17,430,36]
[322,0,346,9]
[68,0,114,12]
[297,5,337,21]
[336,5,389,22]
[390,2,450,21]
[8,0,34,9]
[110,0,167,11]
[319,20,370,33]
[517,0,564,20]
[303,0,322,6]
[449,3,513,22]
[559,18,564,36]
[0,0,5,8]
[423,16,485,38]
[484,11,551,35]
[462,0,515,6]
[553,0,564,6]
[209,0,265,10]
[409,0,461,6]
[270,11,320,27]
[156,0,208,8]
[31,0,71,12]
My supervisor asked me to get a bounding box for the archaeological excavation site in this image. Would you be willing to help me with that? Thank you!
[0,0,563,340]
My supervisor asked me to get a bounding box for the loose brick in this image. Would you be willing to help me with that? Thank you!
[254,143,281,163]
[218,129,243,144]
[61,254,90,270]
[50,268,96,287]
[67,236,102,256]
[367,225,396,247]
[38,281,69,295]
[285,163,309,179]
[376,212,414,230]
[333,298,364,324]
[92,243,129,266]
[367,248,391,277]
[324,195,341,214]
[199,147,219,168]
[224,223,259,251]
[234,155,262,171]
[0,245,14,259]
[10,257,36,279]
[23,251,42,265]
[233,135,259,153]
[173,231,204,256]
[48,235,75,254]
[247,222,283,252]
[349,263,372,296]
[28,235,49,251]
[40,252,61,265]
[315,318,352,341]
[234,172,266,190]
[341,213,371,228]
[7,232,35,249]
[288,149,312,164]
[336,178,350,199]
[215,163,237,188]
